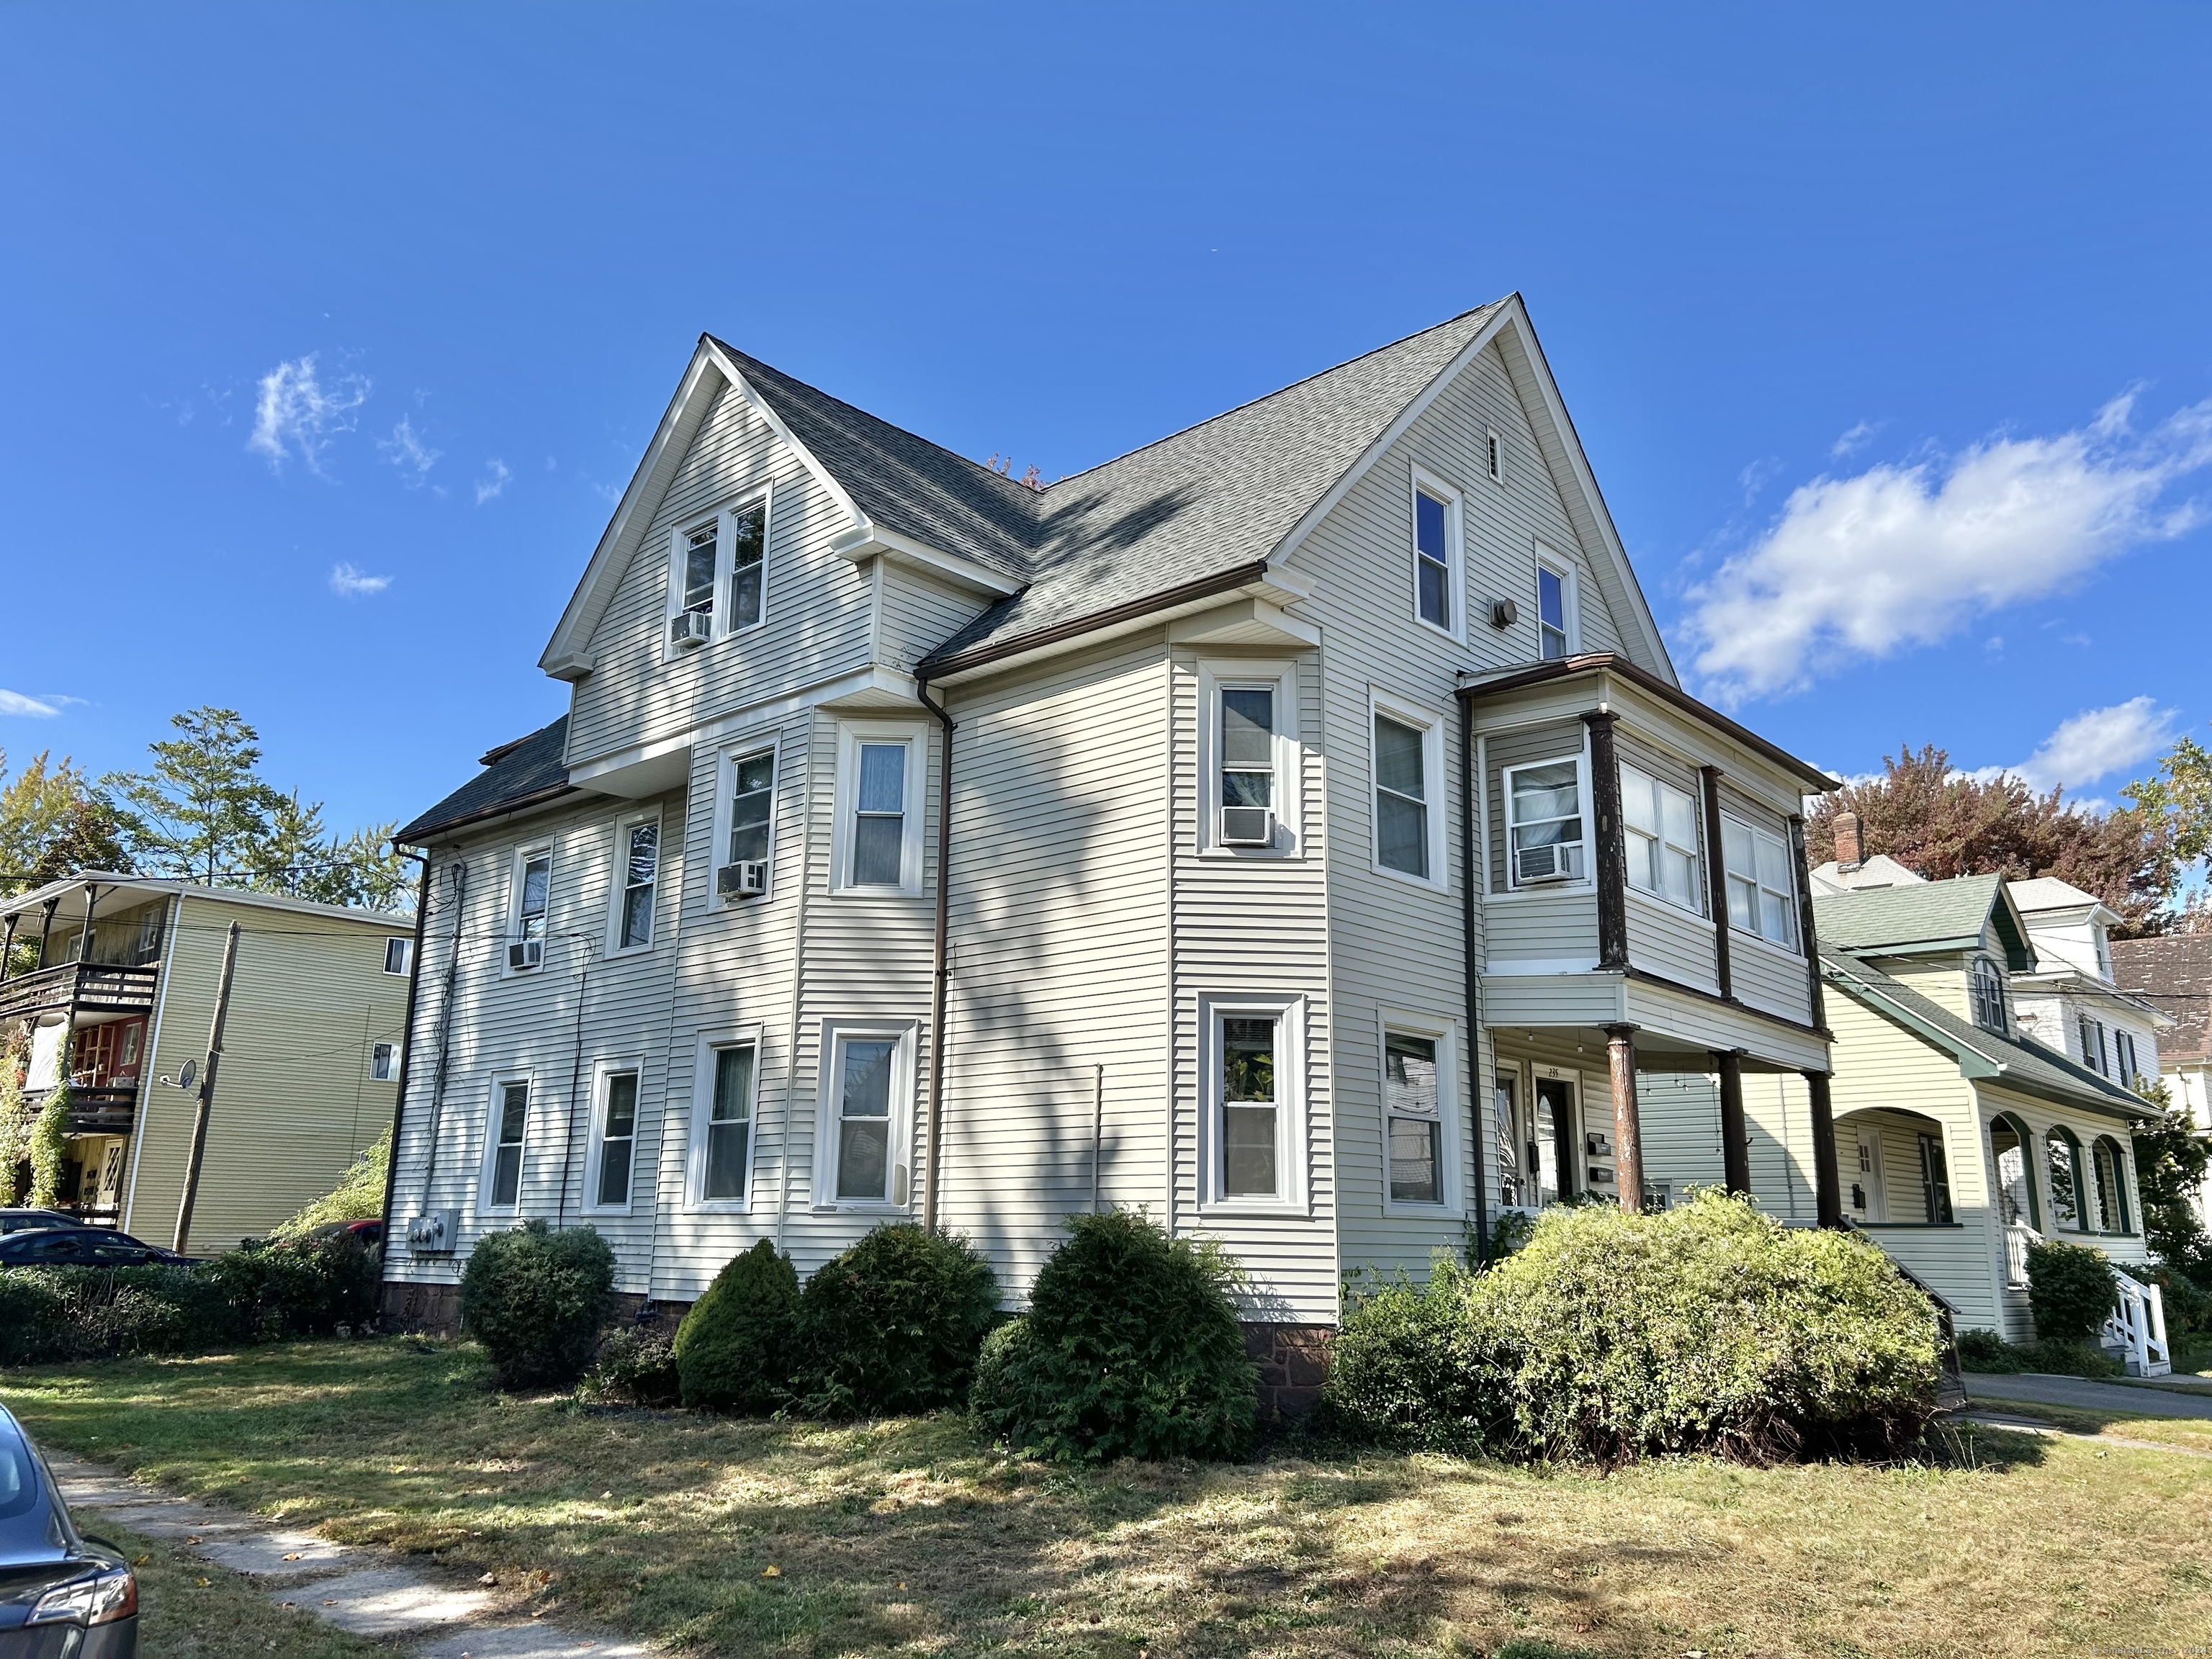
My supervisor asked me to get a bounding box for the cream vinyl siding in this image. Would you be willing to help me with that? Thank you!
[126,893,410,1255]
[932,637,1172,1297]
[565,379,874,767]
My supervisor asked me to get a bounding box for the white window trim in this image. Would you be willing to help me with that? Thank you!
[1534,544,1580,657]
[1197,992,1308,1215]
[1719,812,1802,958]
[580,1056,646,1216]
[662,485,773,658]
[382,938,413,976]
[686,1025,764,1213]
[1619,762,1704,916]
[477,1071,534,1215]
[1409,463,1467,643]
[1377,1009,1461,1217]
[1485,426,1503,485]
[813,1018,918,1212]
[1195,659,1303,858]
[605,808,662,957]
[1501,748,1594,892]
[504,844,554,977]
[831,722,927,895]
[709,732,781,904]
[1368,687,1449,893]
[369,1040,401,1082]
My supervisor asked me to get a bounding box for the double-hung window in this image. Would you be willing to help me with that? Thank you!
[1220,1015,1282,1200]
[370,1041,399,1082]
[727,499,766,631]
[591,1069,639,1210]
[1720,818,1797,950]
[1621,764,1701,912]
[383,938,413,976]
[695,1039,756,1204]
[2116,1030,2139,1087]
[1200,662,1298,855]
[1413,477,1460,634]
[1384,1030,1444,1205]
[1536,555,1574,659]
[1967,958,2007,1033]
[509,849,552,971]
[613,816,658,950]
[2046,1127,2083,1229]
[719,747,775,896]
[1220,687,1277,845]
[821,1024,912,1206]
[1505,758,1585,885]
[1917,1131,1954,1225]
[484,1079,529,1210]
[680,522,718,622]
[837,727,922,892]
[667,494,771,646]
[2079,1015,2108,1074]
[1372,706,1435,881]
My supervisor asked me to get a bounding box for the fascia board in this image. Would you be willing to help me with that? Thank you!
[830,523,1023,596]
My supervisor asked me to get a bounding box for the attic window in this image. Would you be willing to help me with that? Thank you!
[681,523,718,616]
[1485,427,1503,482]
[1971,957,2008,1033]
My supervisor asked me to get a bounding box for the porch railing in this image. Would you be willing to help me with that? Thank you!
[0,961,160,1022]
[2004,1223,2039,1289]
[2103,1271,2171,1377]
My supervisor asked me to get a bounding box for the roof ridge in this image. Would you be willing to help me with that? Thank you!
[1039,300,1509,492]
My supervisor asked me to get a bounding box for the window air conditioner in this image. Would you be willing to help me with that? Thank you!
[1514,845,1573,884]
[668,611,712,648]
[716,860,768,899]
[1219,806,1276,848]
[508,940,543,971]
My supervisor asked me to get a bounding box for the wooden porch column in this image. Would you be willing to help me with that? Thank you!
[35,899,58,971]
[1582,711,1629,972]
[1700,765,1732,998]
[1604,1022,1645,1213]
[1804,1068,1843,1228]
[79,882,99,966]
[0,913,17,983]
[1714,1048,1750,1196]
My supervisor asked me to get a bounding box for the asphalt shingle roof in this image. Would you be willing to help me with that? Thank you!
[396,717,572,845]
[1813,876,2020,958]
[2112,932,2212,1065]
[1822,949,2145,1120]
[721,302,1509,670]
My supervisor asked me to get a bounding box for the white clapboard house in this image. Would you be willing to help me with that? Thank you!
[380,297,1857,1408]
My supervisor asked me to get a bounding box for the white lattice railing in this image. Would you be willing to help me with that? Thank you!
[2005,1223,2039,1288]
[2103,1270,2172,1377]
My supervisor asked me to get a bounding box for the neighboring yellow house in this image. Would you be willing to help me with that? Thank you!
[0,874,416,1254]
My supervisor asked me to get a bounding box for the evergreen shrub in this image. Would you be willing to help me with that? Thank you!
[2025,1239,2118,1346]
[970,1209,1256,1462]
[1325,1192,1942,1465]
[586,1320,683,1407]
[793,1224,998,1417]
[673,1240,800,1413]
[459,1220,614,1390]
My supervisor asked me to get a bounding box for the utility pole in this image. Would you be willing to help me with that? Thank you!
[173,920,240,1254]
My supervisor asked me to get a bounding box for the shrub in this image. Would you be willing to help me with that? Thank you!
[1956,1328,2018,1372]
[0,1270,69,1364]
[1326,1192,1941,1465]
[2026,1239,2118,1346]
[585,1319,683,1408]
[1955,1328,2121,1378]
[26,1082,67,1210]
[460,1221,614,1390]
[674,1241,800,1413]
[1323,1262,1509,1455]
[205,1233,382,1338]
[793,1225,999,1417]
[272,1132,389,1238]
[970,1210,1256,1462]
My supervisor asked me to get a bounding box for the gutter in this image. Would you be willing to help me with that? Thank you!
[916,674,956,1232]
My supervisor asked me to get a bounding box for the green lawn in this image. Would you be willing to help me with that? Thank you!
[7,1339,2211,1658]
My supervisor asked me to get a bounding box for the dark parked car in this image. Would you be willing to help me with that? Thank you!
[0,1212,84,1238]
[0,1402,138,1655]
[0,1230,189,1268]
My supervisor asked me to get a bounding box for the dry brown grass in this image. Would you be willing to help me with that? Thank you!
[6,1341,2210,1658]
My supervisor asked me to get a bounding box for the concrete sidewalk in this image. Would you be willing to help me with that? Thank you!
[48,1456,652,1657]
[1964,1372,2212,1419]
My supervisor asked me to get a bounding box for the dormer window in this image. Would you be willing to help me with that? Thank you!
[1970,956,2008,1033]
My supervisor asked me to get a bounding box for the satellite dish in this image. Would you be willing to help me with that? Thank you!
[177,1059,197,1092]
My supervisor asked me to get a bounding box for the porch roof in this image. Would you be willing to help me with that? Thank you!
[397,716,576,845]
[1821,949,2145,1123]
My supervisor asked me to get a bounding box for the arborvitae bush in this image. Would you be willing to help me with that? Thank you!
[970,1209,1257,1462]
[1326,1192,1942,1465]
[2026,1238,2119,1346]
[459,1220,614,1390]
[673,1241,799,1413]
[793,1224,998,1417]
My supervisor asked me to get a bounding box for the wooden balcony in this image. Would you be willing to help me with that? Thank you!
[63,1086,140,1136]
[0,961,160,1023]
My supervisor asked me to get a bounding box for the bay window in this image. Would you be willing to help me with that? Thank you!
[1621,763,1700,912]
[1721,817,1798,950]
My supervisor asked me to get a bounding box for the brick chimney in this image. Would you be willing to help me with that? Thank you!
[1834,811,1863,872]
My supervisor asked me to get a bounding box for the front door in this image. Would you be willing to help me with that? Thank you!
[1534,1076,1575,1203]
[1851,1126,1887,1222]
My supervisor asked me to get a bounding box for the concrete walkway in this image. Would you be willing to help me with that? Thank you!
[1964,1372,2212,1419]
[46,1456,651,1657]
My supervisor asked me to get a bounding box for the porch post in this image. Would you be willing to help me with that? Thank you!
[1582,711,1629,972]
[1700,766,1732,998]
[80,883,99,966]
[1804,1068,1843,1228]
[1788,814,1826,1028]
[1714,1048,1750,1196]
[0,913,17,983]
[35,899,58,971]
[1604,1022,1645,1213]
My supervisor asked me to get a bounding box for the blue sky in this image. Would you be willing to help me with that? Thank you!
[4,3,2210,836]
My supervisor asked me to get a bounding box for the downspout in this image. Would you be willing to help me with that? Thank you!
[417,860,468,1208]
[555,938,595,1231]
[1457,691,1489,1266]
[377,851,434,1254]
[916,673,956,1233]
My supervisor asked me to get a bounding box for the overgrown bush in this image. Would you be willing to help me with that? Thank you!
[674,1241,800,1413]
[2026,1239,2118,1346]
[460,1220,614,1390]
[206,1232,382,1338]
[1955,1327,2121,1378]
[970,1210,1256,1462]
[792,1225,999,1417]
[272,1132,389,1238]
[585,1319,683,1407]
[1325,1192,1941,1465]
[0,1269,72,1364]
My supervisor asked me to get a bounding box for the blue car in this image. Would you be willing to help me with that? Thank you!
[0,1403,138,1655]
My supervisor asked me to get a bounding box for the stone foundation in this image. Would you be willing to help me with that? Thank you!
[1244,1321,1333,1419]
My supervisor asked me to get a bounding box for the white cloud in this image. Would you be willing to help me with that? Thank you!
[475,459,512,505]
[0,690,60,717]
[247,355,369,473]
[328,562,391,598]
[377,416,440,486]
[1683,392,2212,703]
[1830,420,1881,459]
[2013,696,2177,792]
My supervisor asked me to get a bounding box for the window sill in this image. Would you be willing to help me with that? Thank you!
[1197,1200,1311,1219]
[1382,1200,1462,1220]
[1195,845,1301,863]
[1624,885,1707,923]
[603,944,655,961]
[685,1198,757,1215]
[1371,861,1449,895]
[827,884,926,900]
[1486,882,1596,902]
